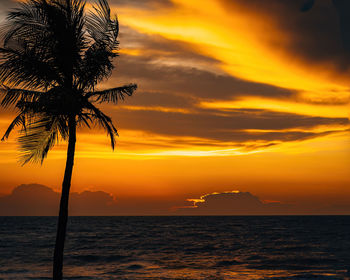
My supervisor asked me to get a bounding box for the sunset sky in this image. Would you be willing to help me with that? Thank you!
[0,0,349,215]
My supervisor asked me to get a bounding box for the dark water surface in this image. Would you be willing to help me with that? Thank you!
[0,216,350,279]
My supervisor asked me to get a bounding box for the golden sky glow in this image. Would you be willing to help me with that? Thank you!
[0,0,349,214]
[116,0,350,101]
[199,97,350,119]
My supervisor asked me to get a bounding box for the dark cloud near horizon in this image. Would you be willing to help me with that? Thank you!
[0,184,185,216]
[0,184,119,216]
[2,184,350,215]
[176,191,350,215]
[177,192,289,215]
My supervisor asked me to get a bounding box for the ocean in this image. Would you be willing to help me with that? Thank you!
[0,216,350,279]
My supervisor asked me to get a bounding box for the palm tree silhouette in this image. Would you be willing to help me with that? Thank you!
[0,0,137,279]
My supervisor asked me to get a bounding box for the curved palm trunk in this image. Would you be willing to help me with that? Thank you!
[53,116,76,280]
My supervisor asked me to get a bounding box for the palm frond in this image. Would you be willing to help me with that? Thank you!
[0,45,62,89]
[18,115,60,165]
[17,113,69,165]
[56,116,69,141]
[76,0,119,90]
[1,0,87,87]
[0,87,43,108]
[1,112,26,141]
[0,0,137,165]
[86,84,137,104]
[83,101,118,149]
[76,43,116,90]
[3,0,48,47]
[86,0,118,49]
[77,113,92,128]
[0,1,63,88]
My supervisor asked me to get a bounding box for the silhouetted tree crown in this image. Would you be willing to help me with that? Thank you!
[0,0,137,164]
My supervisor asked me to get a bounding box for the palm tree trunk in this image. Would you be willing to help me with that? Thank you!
[53,116,76,280]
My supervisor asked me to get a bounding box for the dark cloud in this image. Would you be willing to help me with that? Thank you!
[177,191,290,215]
[107,0,173,10]
[109,106,349,143]
[118,25,220,66]
[107,25,297,102]
[0,0,16,9]
[0,184,59,216]
[0,0,17,21]
[119,91,195,109]
[218,0,350,72]
[2,185,350,215]
[113,54,296,101]
[0,184,184,216]
[70,190,118,216]
[0,184,119,216]
[176,191,350,215]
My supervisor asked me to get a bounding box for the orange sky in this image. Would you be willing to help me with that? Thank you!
[0,0,349,214]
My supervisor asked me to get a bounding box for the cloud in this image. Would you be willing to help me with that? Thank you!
[0,0,17,21]
[176,190,350,215]
[113,53,296,101]
[218,0,350,72]
[108,0,174,11]
[109,106,349,144]
[177,191,289,215]
[0,184,119,216]
[0,184,185,216]
[0,0,16,10]
[118,25,220,70]
[1,185,350,215]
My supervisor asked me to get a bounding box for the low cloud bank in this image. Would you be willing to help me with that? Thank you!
[176,191,289,215]
[1,184,350,215]
[0,184,118,216]
[176,191,350,215]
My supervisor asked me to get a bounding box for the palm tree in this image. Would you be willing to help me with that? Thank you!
[0,0,137,279]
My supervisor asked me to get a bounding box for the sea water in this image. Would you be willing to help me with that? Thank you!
[0,216,350,279]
